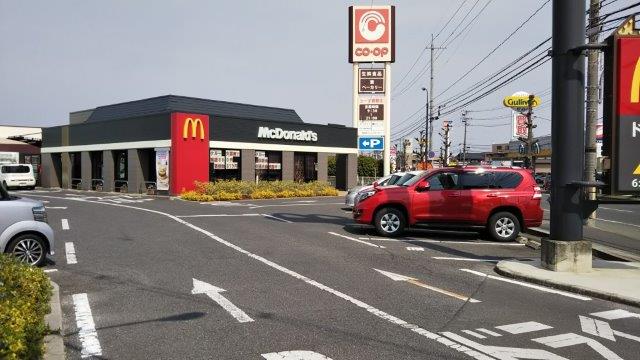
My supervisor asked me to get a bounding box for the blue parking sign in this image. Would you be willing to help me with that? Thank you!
[358,136,384,151]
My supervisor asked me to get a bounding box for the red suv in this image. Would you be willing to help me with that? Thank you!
[353,167,543,242]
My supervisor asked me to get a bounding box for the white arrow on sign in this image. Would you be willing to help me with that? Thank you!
[191,278,254,323]
[374,269,481,303]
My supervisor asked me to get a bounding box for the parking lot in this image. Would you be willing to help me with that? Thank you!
[18,189,640,359]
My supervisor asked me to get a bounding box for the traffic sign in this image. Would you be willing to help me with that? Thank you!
[358,136,384,151]
[427,151,436,159]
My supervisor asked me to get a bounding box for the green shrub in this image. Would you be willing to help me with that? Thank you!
[357,156,383,177]
[182,180,339,201]
[0,254,52,360]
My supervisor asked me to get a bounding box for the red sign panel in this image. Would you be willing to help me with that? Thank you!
[170,112,210,195]
[349,6,395,63]
[617,38,640,115]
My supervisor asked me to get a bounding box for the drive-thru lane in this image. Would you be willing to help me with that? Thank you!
[21,189,640,359]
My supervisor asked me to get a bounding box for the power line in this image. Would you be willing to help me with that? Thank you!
[436,0,551,100]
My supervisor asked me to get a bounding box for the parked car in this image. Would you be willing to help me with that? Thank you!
[345,174,393,208]
[353,166,543,242]
[0,163,36,190]
[350,171,413,208]
[0,183,54,266]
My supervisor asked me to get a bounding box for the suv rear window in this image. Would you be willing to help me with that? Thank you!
[460,172,494,189]
[1,165,31,173]
[493,172,523,188]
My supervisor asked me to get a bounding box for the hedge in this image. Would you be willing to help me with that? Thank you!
[0,254,52,359]
[181,180,339,202]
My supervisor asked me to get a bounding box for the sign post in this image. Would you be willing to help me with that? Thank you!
[349,5,395,176]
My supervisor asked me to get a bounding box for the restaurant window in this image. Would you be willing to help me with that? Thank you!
[294,152,317,182]
[255,151,282,181]
[210,149,241,181]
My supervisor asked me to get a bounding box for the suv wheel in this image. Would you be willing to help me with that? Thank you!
[488,212,521,242]
[374,208,405,237]
[7,234,47,266]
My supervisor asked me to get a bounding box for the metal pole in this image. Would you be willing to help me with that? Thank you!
[462,111,468,165]
[550,0,586,241]
[585,0,600,225]
[383,62,391,176]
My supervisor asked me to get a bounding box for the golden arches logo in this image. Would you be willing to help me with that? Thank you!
[631,58,640,103]
[182,118,204,140]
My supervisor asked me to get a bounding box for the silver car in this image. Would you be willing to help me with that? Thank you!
[0,183,55,266]
[345,174,394,208]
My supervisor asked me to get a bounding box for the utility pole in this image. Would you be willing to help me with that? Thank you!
[526,94,537,172]
[585,0,600,225]
[547,0,589,272]
[462,111,469,165]
[428,35,445,153]
[441,121,452,167]
[403,138,412,171]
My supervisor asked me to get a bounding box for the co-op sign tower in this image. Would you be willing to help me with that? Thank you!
[349,5,395,175]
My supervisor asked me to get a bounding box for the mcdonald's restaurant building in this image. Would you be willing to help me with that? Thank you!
[40,95,358,195]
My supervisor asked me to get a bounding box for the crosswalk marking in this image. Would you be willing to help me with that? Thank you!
[406,246,424,251]
[476,328,502,337]
[495,321,553,334]
[462,330,487,339]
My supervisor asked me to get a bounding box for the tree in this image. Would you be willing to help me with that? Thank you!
[358,156,381,177]
[327,156,336,176]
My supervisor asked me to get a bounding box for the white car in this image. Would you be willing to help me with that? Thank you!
[1,183,54,266]
[0,164,36,190]
[345,174,393,208]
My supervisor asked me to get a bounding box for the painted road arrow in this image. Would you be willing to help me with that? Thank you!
[191,278,254,323]
[374,269,481,303]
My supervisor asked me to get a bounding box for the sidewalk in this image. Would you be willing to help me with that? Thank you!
[496,259,640,307]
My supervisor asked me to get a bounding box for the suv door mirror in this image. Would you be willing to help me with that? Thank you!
[415,180,430,192]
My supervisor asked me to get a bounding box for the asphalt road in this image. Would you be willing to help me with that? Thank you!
[14,189,640,359]
[539,194,640,254]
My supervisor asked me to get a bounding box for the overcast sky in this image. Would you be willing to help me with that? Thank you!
[0,1,635,152]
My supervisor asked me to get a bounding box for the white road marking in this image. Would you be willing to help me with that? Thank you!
[595,217,640,229]
[432,257,500,262]
[591,309,640,320]
[599,207,635,213]
[65,242,77,264]
[191,278,254,323]
[262,351,332,359]
[462,330,487,339]
[26,194,492,360]
[42,200,50,203]
[374,268,481,303]
[360,237,525,246]
[72,293,102,358]
[460,268,592,301]
[46,206,68,209]
[532,332,623,360]
[262,214,293,223]
[250,202,343,209]
[580,315,616,341]
[441,331,565,360]
[177,214,262,218]
[495,321,553,334]
[61,218,70,230]
[43,269,58,273]
[328,232,384,248]
[406,246,424,251]
[476,328,502,337]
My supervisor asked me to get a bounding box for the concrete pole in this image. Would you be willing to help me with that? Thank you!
[526,94,536,172]
[383,62,391,176]
[585,0,600,225]
[545,0,590,272]
[429,34,435,153]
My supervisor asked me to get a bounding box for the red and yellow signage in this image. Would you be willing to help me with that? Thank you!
[170,113,210,194]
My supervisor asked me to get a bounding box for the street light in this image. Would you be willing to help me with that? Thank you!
[421,87,429,162]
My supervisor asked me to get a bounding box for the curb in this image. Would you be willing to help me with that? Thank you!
[494,261,640,308]
[522,229,640,262]
[44,281,64,360]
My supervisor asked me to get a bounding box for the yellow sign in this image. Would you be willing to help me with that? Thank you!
[503,96,541,108]
[633,164,640,175]
[183,118,204,140]
[632,58,640,103]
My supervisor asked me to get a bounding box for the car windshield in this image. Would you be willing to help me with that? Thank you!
[395,173,416,186]
[1,165,30,173]
[402,173,426,186]
[387,174,403,185]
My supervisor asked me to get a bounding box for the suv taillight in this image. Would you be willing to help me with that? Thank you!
[32,205,48,223]
[532,186,542,199]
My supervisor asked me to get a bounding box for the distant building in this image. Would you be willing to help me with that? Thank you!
[0,125,42,165]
